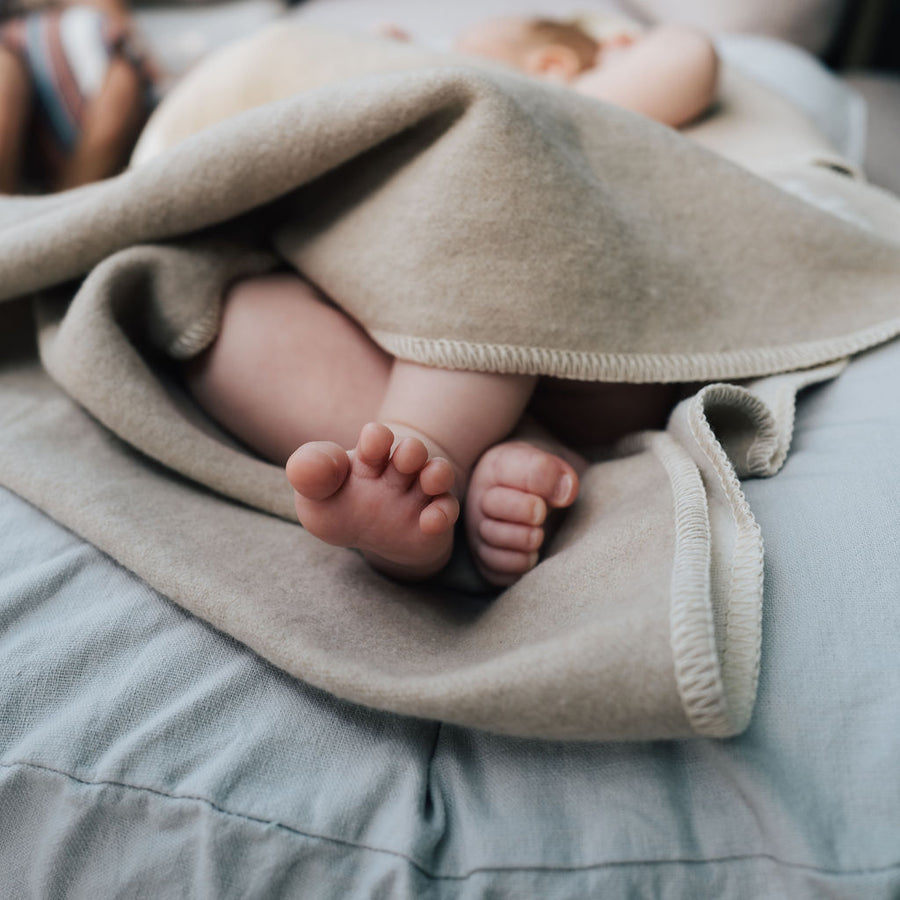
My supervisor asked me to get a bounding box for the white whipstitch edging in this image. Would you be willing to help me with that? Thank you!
[688,385,766,734]
[643,432,731,736]
[372,317,900,383]
[168,306,222,359]
[744,360,848,477]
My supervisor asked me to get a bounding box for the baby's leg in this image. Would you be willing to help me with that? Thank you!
[466,380,679,585]
[188,272,582,582]
[189,274,459,578]
[185,274,393,464]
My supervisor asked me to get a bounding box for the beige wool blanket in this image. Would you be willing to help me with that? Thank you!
[1,25,899,741]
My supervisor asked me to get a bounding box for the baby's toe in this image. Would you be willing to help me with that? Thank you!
[419,494,459,535]
[286,442,350,500]
[476,544,539,583]
[355,422,395,471]
[481,485,547,527]
[418,457,456,496]
[391,437,429,475]
[382,437,427,490]
[478,518,544,553]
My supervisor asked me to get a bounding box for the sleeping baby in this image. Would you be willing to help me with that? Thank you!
[183,15,719,587]
[393,15,719,128]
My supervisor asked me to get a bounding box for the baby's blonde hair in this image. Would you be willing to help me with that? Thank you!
[518,19,598,69]
[455,16,598,72]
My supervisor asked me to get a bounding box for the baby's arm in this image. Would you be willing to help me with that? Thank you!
[573,25,718,127]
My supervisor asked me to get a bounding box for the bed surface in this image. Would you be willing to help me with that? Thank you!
[2,336,899,896]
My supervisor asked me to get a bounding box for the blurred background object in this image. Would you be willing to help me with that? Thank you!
[829,0,900,197]
[623,0,848,57]
[624,0,899,194]
[132,0,284,81]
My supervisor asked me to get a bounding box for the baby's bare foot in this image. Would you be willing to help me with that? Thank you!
[465,441,583,586]
[286,422,459,579]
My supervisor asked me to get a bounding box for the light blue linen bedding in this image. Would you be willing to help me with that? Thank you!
[2,338,899,898]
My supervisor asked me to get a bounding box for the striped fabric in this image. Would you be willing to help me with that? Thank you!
[0,7,123,152]
[0,0,53,15]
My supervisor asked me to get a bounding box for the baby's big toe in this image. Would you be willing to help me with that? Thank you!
[286,442,350,500]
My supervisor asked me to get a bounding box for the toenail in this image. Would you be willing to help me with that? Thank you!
[552,474,573,505]
[321,448,342,471]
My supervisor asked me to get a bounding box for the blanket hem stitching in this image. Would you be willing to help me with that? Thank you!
[372,319,900,383]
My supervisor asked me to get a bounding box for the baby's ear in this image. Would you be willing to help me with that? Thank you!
[523,44,583,82]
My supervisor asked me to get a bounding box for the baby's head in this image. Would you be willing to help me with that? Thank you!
[454,16,599,82]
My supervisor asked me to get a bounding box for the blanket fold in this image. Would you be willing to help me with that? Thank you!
[1,27,899,739]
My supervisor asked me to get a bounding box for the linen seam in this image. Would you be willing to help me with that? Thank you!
[2,758,899,881]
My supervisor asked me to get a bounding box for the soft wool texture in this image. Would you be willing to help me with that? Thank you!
[0,25,898,740]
